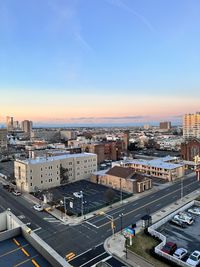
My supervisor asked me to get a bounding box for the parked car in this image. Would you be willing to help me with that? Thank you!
[186,251,200,266]
[188,208,200,215]
[174,214,194,225]
[161,242,177,255]
[33,204,43,211]
[179,211,194,220]
[73,192,82,198]
[170,218,187,228]
[173,248,188,260]
[12,190,21,196]
[3,184,9,190]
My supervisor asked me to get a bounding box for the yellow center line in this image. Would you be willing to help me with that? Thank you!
[98,180,199,228]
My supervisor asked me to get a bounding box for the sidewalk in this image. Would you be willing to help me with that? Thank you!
[104,189,200,267]
[21,173,197,225]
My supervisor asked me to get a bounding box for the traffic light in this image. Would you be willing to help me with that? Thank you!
[111,221,115,229]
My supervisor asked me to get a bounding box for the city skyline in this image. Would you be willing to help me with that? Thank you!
[1,0,200,125]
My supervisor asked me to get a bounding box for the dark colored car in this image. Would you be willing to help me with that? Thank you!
[161,242,177,255]
[3,184,9,190]
[170,218,187,228]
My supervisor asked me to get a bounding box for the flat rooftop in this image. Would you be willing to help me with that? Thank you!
[0,235,52,267]
[119,156,184,170]
[16,153,96,165]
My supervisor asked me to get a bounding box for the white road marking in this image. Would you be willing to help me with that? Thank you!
[85,221,99,229]
[32,227,42,232]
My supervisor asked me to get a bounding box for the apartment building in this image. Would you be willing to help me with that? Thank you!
[113,156,185,182]
[183,112,200,139]
[22,120,33,136]
[160,121,171,130]
[0,128,7,151]
[14,153,97,192]
[82,141,125,164]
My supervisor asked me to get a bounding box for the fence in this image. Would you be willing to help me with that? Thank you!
[148,200,199,267]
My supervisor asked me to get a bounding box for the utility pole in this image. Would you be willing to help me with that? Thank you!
[119,213,124,234]
[120,178,123,205]
[80,191,84,218]
[181,176,183,200]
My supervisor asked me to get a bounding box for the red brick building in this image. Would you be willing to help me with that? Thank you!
[82,141,125,164]
[181,138,200,161]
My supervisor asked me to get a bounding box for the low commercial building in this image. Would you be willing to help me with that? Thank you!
[113,156,185,182]
[91,166,152,194]
[15,153,97,192]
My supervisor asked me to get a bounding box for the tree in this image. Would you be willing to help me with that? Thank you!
[104,188,116,205]
[60,165,69,184]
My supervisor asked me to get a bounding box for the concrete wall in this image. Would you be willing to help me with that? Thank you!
[0,212,7,231]
[0,227,21,242]
[22,229,69,267]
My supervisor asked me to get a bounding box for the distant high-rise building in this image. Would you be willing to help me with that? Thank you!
[6,116,14,131]
[0,128,7,151]
[183,112,200,139]
[159,121,171,130]
[13,121,20,130]
[123,130,129,150]
[22,120,33,136]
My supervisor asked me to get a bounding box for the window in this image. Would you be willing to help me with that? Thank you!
[30,176,32,180]
[41,168,43,171]
[30,183,32,186]
[41,181,43,184]
[77,161,80,164]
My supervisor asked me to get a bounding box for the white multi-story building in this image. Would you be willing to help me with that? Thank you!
[113,156,185,182]
[14,153,97,192]
[183,112,200,139]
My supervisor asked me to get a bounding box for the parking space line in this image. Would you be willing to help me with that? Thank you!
[79,251,107,267]
[14,258,32,267]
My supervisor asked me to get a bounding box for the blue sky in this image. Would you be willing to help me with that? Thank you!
[0,0,200,125]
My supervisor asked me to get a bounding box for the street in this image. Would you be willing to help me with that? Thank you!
[0,174,200,265]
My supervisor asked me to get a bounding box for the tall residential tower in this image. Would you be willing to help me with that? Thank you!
[183,112,200,139]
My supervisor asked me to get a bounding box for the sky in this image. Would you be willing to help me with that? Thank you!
[0,0,200,126]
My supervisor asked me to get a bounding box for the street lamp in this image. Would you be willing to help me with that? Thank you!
[119,213,124,234]
[120,178,123,205]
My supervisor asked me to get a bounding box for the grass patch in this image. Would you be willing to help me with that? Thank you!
[128,232,171,267]
[196,195,200,201]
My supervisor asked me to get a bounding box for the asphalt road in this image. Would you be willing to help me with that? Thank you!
[0,174,200,264]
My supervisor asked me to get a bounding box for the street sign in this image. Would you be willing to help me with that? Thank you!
[123,227,135,237]
[69,201,73,209]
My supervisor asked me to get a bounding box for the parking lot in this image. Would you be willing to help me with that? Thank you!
[36,180,132,216]
[158,206,200,255]
[0,235,52,267]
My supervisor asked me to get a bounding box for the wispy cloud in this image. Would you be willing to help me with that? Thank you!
[106,0,155,33]
[47,0,92,51]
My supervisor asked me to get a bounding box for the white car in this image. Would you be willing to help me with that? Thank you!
[173,248,188,259]
[174,214,193,225]
[73,192,82,198]
[33,204,43,211]
[186,251,200,266]
[12,190,21,196]
[188,208,200,215]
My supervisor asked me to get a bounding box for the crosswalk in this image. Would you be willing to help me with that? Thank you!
[43,216,64,224]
